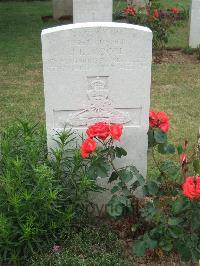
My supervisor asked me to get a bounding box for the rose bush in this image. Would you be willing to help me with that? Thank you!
[2,114,199,264]
[130,115,200,261]
[80,111,200,262]
[114,1,188,48]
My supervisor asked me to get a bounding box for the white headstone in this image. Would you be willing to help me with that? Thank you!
[189,0,200,48]
[53,0,73,20]
[127,0,149,9]
[73,0,113,23]
[42,22,152,211]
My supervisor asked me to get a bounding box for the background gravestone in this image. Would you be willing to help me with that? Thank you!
[42,22,152,210]
[73,0,113,23]
[189,0,200,48]
[127,0,149,9]
[53,0,73,20]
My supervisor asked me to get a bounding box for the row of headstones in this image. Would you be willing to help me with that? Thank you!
[53,0,112,22]
[53,0,148,22]
[52,0,200,48]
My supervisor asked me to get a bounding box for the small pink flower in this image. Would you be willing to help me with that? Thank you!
[52,244,62,253]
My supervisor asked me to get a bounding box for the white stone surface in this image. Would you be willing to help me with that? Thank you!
[42,22,152,211]
[53,0,73,20]
[127,0,149,8]
[189,0,200,48]
[73,0,113,23]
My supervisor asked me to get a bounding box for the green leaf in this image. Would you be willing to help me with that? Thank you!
[172,198,184,213]
[130,166,145,185]
[168,218,182,226]
[106,196,124,218]
[148,129,156,147]
[145,237,157,249]
[158,143,175,154]
[96,165,108,178]
[108,171,118,183]
[115,147,127,158]
[132,240,147,256]
[147,181,159,195]
[154,129,167,144]
[191,248,200,260]
[111,185,120,193]
[122,187,132,197]
[177,244,191,262]
[160,160,179,179]
[118,195,132,208]
[119,169,133,183]
[106,203,123,218]
[191,214,200,230]
[177,145,183,155]
[157,143,166,154]
[159,240,173,251]
[87,166,98,179]
[168,226,183,239]
[117,181,124,188]
[193,159,200,174]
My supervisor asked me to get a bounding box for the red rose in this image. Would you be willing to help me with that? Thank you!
[196,177,200,195]
[153,9,159,18]
[109,124,123,141]
[149,111,170,132]
[183,177,196,199]
[149,111,158,129]
[183,177,200,199]
[86,122,110,140]
[157,112,170,133]
[171,7,179,14]
[80,138,96,158]
[124,6,136,16]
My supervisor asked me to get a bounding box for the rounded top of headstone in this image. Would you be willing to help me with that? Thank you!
[41,22,152,36]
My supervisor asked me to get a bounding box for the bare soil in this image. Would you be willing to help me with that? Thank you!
[153,50,200,65]
[98,216,197,266]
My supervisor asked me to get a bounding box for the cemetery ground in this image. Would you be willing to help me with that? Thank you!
[0,1,200,265]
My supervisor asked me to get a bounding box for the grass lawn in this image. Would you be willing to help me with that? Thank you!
[30,225,131,266]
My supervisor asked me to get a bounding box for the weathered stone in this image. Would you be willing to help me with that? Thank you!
[41,22,152,211]
[127,0,149,9]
